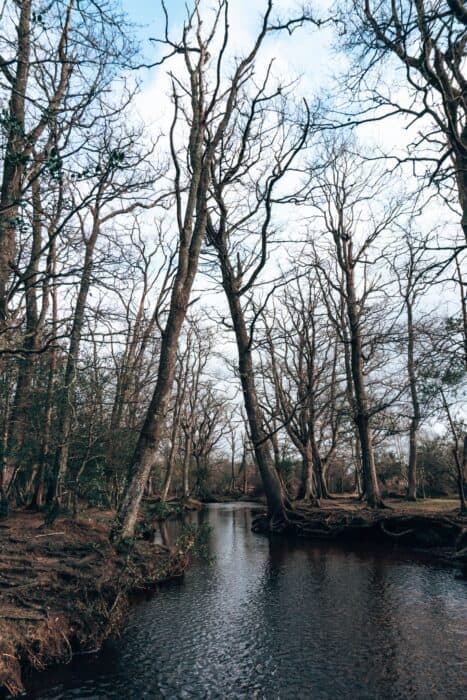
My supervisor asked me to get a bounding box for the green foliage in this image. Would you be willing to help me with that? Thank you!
[109,149,126,168]
[32,10,47,28]
[193,465,211,500]
[277,457,294,478]
[83,469,111,508]
[45,147,63,180]
[418,436,457,497]
[0,109,25,138]
[149,500,182,521]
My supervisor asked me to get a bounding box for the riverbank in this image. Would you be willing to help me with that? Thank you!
[252,498,467,567]
[0,508,197,697]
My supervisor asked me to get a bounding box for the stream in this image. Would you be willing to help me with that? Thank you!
[26,503,467,699]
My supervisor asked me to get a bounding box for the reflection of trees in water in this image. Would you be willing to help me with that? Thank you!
[248,538,403,693]
[132,507,467,699]
[29,505,467,699]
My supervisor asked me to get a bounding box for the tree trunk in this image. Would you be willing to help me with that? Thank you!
[31,237,58,509]
[225,286,290,523]
[116,194,209,537]
[0,0,32,325]
[312,441,329,499]
[454,147,467,245]
[182,432,191,499]
[297,442,315,500]
[50,216,100,505]
[453,444,467,516]
[7,179,44,493]
[345,253,383,508]
[230,436,236,492]
[116,291,196,536]
[114,41,212,538]
[406,300,420,500]
[440,388,466,515]
[241,446,248,495]
[161,440,178,501]
[0,377,12,500]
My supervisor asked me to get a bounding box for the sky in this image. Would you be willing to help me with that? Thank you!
[119,0,338,83]
[117,0,413,165]
[115,1,463,365]
[114,0,462,322]
[107,0,466,441]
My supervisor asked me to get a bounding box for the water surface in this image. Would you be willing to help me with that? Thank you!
[26,503,467,699]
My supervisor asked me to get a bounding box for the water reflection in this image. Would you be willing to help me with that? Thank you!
[25,504,467,700]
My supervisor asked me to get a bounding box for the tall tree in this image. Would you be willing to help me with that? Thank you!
[260,276,344,501]
[310,141,405,507]
[205,73,309,525]
[391,230,435,500]
[341,0,467,244]
[115,0,306,539]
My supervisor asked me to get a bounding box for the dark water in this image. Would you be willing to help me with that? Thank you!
[25,504,467,700]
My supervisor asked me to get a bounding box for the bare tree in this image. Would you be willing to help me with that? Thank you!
[260,275,344,501]
[390,228,437,499]
[205,74,309,525]
[115,0,307,539]
[341,1,467,244]
[309,141,406,507]
[0,0,135,334]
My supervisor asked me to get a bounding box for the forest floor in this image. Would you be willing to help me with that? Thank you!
[313,495,462,513]
[0,505,199,697]
[252,495,467,567]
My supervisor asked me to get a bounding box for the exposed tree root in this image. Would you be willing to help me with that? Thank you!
[252,504,467,568]
[379,522,414,538]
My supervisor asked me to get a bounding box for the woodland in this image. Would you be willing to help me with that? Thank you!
[0,0,466,694]
[0,0,465,530]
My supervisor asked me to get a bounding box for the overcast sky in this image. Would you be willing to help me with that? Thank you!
[113,0,463,430]
[116,0,461,308]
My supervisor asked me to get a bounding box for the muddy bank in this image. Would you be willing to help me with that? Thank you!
[202,493,265,505]
[0,510,196,697]
[252,504,467,567]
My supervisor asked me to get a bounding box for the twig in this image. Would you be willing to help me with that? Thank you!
[34,531,65,538]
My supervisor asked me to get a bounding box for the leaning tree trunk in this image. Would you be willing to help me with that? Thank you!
[115,177,209,538]
[50,218,99,505]
[116,275,202,538]
[224,285,290,524]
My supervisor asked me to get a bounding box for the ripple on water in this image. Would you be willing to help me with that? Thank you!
[25,503,467,700]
